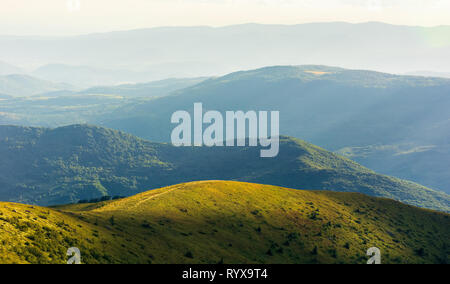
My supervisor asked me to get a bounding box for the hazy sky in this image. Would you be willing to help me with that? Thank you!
[1,0,450,35]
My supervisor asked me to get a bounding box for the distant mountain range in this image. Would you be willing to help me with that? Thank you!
[0,70,205,99]
[79,77,208,98]
[2,22,450,76]
[1,181,448,264]
[0,74,75,97]
[100,65,450,147]
[0,124,448,212]
[0,60,23,75]
[1,64,449,199]
[31,64,211,88]
[406,71,450,78]
[0,93,11,99]
[31,64,134,88]
[96,65,450,194]
[0,76,206,131]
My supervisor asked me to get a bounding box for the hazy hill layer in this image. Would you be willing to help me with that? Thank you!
[0,94,130,127]
[32,64,207,89]
[0,93,11,99]
[0,181,448,264]
[0,124,448,211]
[2,22,450,75]
[98,65,450,194]
[32,64,138,88]
[0,61,23,76]
[79,77,207,98]
[0,77,205,128]
[0,74,75,97]
[406,71,450,79]
[3,64,449,195]
[102,65,450,148]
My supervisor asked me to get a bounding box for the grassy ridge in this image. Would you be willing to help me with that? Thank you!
[1,181,448,264]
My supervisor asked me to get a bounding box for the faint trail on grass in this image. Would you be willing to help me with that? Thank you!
[131,187,178,209]
[129,181,217,209]
[95,181,220,212]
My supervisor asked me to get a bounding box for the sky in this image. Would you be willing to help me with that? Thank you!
[1,0,450,36]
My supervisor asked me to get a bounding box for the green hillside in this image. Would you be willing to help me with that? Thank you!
[0,124,448,211]
[0,181,448,264]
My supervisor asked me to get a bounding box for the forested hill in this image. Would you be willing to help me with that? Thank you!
[0,124,448,211]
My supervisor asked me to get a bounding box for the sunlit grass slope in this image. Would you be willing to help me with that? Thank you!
[1,181,449,264]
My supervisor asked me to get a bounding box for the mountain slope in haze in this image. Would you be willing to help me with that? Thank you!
[0,76,207,128]
[32,64,128,88]
[0,124,448,212]
[32,64,210,88]
[98,65,450,194]
[0,92,133,128]
[0,74,75,97]
[101,65,450,147]
[31,62,219,88]
[406,71,450,79]
[0,61,23,75]
[1,181,449,264]
[336,144,450,199]
[79,77,208,98]
[2,22,450,75]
